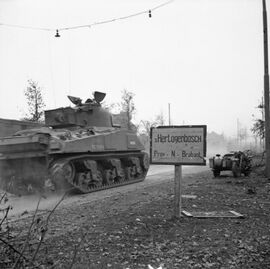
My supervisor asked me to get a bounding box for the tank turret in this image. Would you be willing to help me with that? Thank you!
[45,91,112,129]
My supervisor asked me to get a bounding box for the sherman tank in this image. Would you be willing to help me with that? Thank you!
[0,92,149,194]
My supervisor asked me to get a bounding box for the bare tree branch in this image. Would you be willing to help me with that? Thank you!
[0,237,28,263]
[69,230,88,269]
[0,205,11,227]
[31,192,67,263]
[12,196,42,268]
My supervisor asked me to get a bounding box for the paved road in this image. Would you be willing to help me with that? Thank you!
[6,164,209,218]
[147,164,209,176]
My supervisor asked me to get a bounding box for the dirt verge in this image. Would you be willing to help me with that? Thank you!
[1,169,270,269]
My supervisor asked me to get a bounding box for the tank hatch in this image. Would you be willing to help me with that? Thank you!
[45,91,112,129]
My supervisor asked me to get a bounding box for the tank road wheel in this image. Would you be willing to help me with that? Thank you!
[123,157,142,181]
[104,170,116,185]
[83,160,103,189]
[63,163,75,182]
[132,157,142,177]
[95,170,103,187]
[86,169,103,189]
[75,173,88,190]
[141,153,150,171]
[75,171,103,191]
[102,159,125,185]
[50,162,75,190]
[112,159,125,183]
[123,158,134,181]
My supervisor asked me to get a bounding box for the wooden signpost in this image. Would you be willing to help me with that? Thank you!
[150,125,207,218]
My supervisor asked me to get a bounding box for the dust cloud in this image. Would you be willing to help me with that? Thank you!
[207,144,228,158]
[1,191,66,217]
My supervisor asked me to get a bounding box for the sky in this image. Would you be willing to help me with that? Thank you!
[0,0,267,137]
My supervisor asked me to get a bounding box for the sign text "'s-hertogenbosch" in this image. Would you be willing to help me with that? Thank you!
[154,134,202,144]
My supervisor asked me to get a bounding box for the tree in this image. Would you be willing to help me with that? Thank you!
[154,111,166,126]
[120,89,136,130]
[251,119,265,139]
[139,112,165,136]
[139,120,156,136]
[251,100,265,140]
[23,80,45,123]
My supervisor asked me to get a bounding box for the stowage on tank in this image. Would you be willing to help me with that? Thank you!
[0,91,149,194]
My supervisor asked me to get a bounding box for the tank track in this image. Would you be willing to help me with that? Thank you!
[48,152,149,194]
[0,152,149,195]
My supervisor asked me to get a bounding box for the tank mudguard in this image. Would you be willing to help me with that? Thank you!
[50,129,144,154]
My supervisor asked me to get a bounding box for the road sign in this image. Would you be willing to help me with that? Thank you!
[150,125,207,218]
[150,125,207,165]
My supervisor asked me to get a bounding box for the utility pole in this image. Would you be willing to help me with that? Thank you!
[168,103,171,125]
[237,118,240,147]
[262,95,265,150]
[263,0,270,178]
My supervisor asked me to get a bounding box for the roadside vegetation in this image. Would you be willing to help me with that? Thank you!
[0,192,69,268]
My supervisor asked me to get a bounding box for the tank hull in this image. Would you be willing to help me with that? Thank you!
[0,92,149,195]
[0,129,149,195]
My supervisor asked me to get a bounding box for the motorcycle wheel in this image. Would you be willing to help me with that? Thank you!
[232,162,241,177]
[213,170,220,177]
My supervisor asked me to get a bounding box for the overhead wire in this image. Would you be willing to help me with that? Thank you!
[0,0,175,35]
[0,22,53,31]
[0,0,175,106]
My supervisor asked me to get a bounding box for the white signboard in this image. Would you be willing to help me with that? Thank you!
[150,125,207,165]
